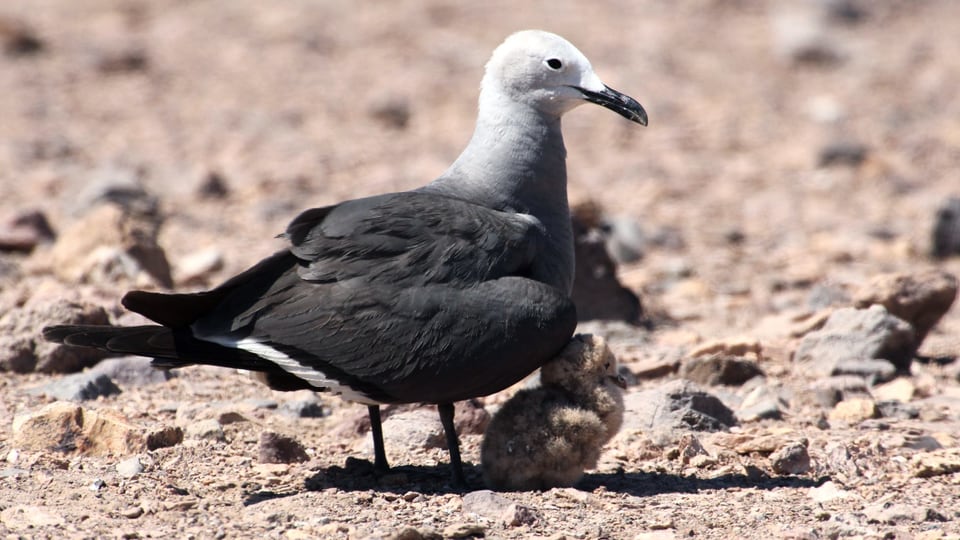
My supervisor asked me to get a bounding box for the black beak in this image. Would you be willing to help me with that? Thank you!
[574,84,648,126]
[610,373,628,389]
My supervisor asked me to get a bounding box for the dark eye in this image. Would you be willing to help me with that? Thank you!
[546,58,562,70]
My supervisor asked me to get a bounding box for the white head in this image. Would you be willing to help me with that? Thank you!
[481,30,647,124]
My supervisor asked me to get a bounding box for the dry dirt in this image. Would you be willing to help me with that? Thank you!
[2,1,960,539]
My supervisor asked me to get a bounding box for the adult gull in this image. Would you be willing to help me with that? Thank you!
[43,29,647,486]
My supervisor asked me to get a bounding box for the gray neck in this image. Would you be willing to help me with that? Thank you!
[421,92,574,293]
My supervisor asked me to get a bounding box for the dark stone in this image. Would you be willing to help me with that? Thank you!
[30,372,122,401]
[0,336,36,373]
[624,379,737,439]
[932,197,960,258]
[280,397,327,418]
[258,431,309,464]
[146,426,184,450]
[369,97,411,130]
[96,48,149,74]
[0,210,55,253]
[0,17,44,56]
[570,202,643,324]
[825,0,869,24]
[11,210,56,242]
[196,171,230,199]
[818,141,868,167]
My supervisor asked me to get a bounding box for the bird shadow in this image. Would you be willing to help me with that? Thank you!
[242,458,482,505]
[578,468,825,497]
[302,457,484,495]
[242,458,825,506]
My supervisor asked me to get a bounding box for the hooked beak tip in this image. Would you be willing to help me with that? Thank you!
[575,84,648,126]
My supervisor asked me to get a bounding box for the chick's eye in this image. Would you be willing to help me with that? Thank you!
[546,58,563,70]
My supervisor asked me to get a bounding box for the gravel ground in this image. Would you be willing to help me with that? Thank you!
[1,1,960,539]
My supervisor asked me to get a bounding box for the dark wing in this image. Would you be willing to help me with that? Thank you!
[283,191,545,286]
[123,191,576,404]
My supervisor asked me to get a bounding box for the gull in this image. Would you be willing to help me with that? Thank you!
[43,29,647,486]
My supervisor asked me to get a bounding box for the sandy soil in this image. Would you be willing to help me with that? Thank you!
[1,1,959,538]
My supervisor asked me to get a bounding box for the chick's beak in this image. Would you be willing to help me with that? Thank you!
[575,84,648,126]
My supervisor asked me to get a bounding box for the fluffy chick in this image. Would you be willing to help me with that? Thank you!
[481,334,626,491]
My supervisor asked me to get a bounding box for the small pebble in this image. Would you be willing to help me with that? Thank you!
[120,506,144,519]
[116,456,143,478]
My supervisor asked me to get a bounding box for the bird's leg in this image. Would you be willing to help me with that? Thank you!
[367,405,389,473]
[437,402,466,487]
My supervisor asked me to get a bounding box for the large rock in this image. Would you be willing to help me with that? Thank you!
[623,380,736,442]
[12,402,146,455]
[853,269,958,344]
[0,297,110,373]
[371,409,446,452]
[794,305,916,375]
[770,440,812,475]
[46,203,172,288]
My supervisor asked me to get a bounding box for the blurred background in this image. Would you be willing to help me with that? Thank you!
[1,0,959,339]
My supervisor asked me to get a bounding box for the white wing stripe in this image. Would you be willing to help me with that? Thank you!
[199,335,379,404]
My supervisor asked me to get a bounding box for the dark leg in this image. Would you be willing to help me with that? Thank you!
[368,405,389,473]
[437,402,466,487]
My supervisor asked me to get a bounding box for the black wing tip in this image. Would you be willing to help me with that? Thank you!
[41,324,93,343]
[41,325,69,343]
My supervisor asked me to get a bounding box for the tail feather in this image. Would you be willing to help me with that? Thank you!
[43,325,178,358]
[42,324,314,391]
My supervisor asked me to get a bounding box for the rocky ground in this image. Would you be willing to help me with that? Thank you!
[2,1,960,539]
